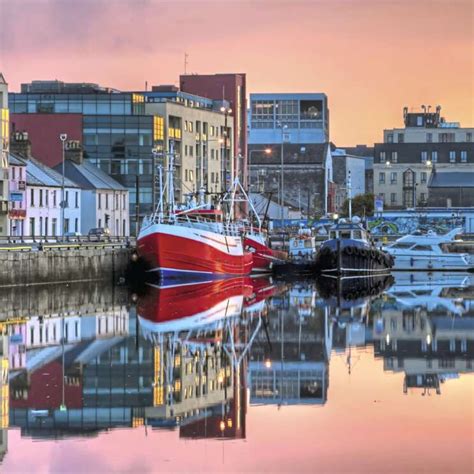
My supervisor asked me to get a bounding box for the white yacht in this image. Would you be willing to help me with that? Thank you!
[383,228,473,271]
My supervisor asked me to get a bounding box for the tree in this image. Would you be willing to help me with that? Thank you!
[341,193,374,217]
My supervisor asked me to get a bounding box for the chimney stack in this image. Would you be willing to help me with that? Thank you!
[65,140,83,164]
[10,131,32,158]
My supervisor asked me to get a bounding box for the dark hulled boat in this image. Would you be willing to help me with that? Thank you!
[315,219,393,276]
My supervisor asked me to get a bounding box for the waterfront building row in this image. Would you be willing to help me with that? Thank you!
[7,74,247,233]
[7,131,129,238]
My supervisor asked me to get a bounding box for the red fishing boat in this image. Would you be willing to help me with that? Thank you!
[137,152,253,282]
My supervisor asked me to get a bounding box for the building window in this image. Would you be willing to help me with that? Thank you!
[460,151,467,163]
[30,188,34,206]
[421,151,428,163]
[421,171,427,184]
[65,190,69,207]
[189,121,193,133]
[426,133,433,143]
[397,133,404,143]
[39,189,43,207]
[391,151,398,163]
[184,120,188,132]
[449,151,456,163]
[387,133,393,143]
[379,151,386,163]
[105,194,109,209]
[420,192,426,203]
[379,172,385,184]
[390,193,396,204]
[390,172,397,184]
[431,151,438,163]
[123,194,126,210]
[98,193,102,209]
[440,132,455,143]
[75,218,78,232]
[75,192,79,208]
[467,132,472,142]
[185,169,188,181]
[189,170,194,182]
[45,190,49,207]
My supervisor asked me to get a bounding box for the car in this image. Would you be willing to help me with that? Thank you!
[88,227,110,240]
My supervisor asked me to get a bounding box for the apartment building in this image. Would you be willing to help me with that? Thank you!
[374,106,474,209]
[143,85,233,202]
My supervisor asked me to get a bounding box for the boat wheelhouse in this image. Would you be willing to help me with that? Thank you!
[315,218,393,275]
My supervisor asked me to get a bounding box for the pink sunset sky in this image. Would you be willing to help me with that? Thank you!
[0,0,473,145]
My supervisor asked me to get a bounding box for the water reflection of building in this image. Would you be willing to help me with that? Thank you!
[0,323,9,462]
[249,283,330,405]
[7,278,267,441]
[372,281,474,395]
[138,278,265,439]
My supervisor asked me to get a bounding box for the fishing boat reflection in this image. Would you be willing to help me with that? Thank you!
[137,277,276,439]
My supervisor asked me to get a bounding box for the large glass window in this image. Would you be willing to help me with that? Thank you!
[251,100,275,128]
[300,100,323,120]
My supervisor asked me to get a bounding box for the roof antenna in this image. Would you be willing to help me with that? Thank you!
[184,52,189,75]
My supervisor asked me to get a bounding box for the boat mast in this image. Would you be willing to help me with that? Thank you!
[168,140,175,218]
[347,170,352,221]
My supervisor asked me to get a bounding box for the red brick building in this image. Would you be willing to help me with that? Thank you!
[11,114,83,167]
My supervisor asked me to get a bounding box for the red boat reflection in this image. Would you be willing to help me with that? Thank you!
[137,277,278,335]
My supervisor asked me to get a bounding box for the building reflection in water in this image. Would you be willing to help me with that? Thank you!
[0,272,471,455]
[372,273,474,395]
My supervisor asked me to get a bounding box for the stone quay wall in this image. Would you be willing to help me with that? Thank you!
[0,247,132,287]
[0,280,129,321]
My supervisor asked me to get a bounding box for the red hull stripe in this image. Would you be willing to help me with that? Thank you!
[138,231,253,275]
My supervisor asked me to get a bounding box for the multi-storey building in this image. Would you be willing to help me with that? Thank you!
[373,106,474,209]
[0,73,9,236]
[142,85,233,201]
[8,153,27,236]
[54,140,129,236]
[10,132,81,237]
[331,148,366,213]
[180,73,247,188]
[247,93,332,217]
[9,80,165,233]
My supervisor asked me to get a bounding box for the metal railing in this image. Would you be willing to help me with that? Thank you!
[0,235,135,252]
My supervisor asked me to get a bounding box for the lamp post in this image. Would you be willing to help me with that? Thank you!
[59,134,67,238]
[248,148,272,191]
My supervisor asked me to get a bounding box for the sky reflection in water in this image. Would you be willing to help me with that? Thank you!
[0,273,473,473]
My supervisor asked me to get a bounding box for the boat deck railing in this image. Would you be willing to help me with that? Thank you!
[172,214,242,237]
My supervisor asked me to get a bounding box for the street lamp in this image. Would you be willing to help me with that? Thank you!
[59,134,68,238]
[248,148,272,191]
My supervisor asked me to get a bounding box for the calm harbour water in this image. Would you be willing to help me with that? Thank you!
[0,273,473,473]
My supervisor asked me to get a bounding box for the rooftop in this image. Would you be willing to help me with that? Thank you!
[429,171,474,188]
[20,80,120,94]
[9,153,79,188]
[54,160,127,191]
